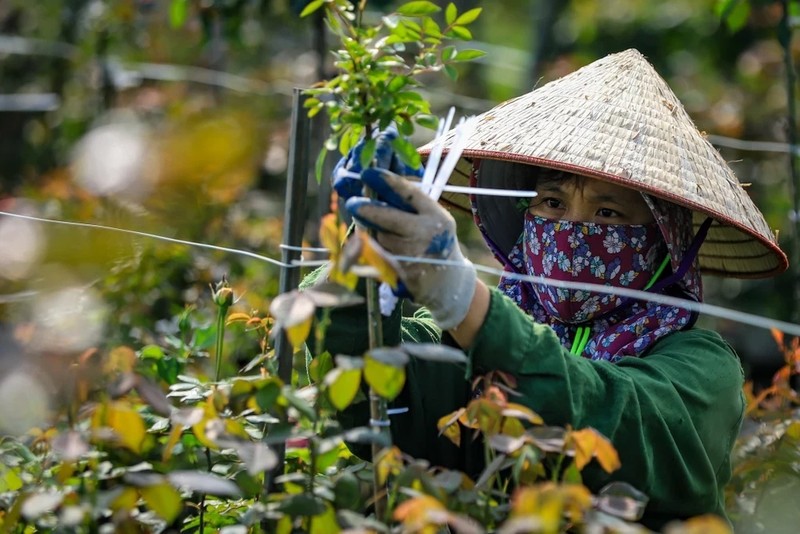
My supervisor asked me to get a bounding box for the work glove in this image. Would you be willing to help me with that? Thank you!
[332,126,424,201]
[346,168,477,331]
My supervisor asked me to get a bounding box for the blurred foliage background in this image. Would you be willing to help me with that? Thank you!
[0,0,798,423]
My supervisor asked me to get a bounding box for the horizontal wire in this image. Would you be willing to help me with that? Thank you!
[3,209,799,336]
[280,244,329,253]
[0,210,290,268]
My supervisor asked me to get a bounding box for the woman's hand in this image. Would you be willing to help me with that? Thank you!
[346,169,481,334]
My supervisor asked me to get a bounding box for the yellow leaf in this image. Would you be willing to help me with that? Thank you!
[329,267,359,290]
[664,514,732,534]
[376,446,404,486]
[111,487,139,512]
[320,213,346,254]
[106,346,136,374]
[356,231,402,289]
[501,417,526,438]
[393,495,446,530]
[98,401,147,453]
[363,355,406,401]
[325,368,362,411]
[785,421,800,440]
[502,403,544,425]
[568,428,598,471]
[286,318,312,350]
[226,312,253,325]
[593,432,621,473]
[309,503,341,534]
[191,398,219,449]
[163,424,183,462]
[141,482,182,523]
[437,410,463,447]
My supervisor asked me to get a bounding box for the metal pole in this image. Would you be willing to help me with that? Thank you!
[268,88,310,490]
[779,1,800,326]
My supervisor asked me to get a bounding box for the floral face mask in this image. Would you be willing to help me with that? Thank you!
[522,213,665,324]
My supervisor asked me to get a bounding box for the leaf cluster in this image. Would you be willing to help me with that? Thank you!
[301,0,485,178]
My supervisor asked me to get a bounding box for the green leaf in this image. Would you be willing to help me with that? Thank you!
[447,25,473,40]
[454,7,482,25]
[453,49,486,62]
[254,380,282,411]
[445,3,457,25]
[279,494,326,517]
[396,118,414,137]
[391,135,422,170]
[309,351,334,383]
[387,75,409,93]
[442,45,457,61]
[300,0,325,18]
[169,0,188,28]
[325,368,362,410]
[364,354,406,400]
[397,1,441,16]
[141,483,182,523]
[315,147,328,184]
[415,114,439,130]
[359,138,377,169]
[422,16,443,38]
[444,64,459,81]
[715,0,749,32]
[139,344,164,360]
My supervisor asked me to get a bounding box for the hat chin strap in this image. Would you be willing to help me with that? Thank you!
[646,217,713,296]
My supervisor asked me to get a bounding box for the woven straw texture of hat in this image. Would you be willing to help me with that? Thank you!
[420,49,787,278]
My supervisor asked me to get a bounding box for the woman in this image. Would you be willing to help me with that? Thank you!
[305,49,788,529]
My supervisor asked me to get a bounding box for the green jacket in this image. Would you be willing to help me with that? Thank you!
[306,272,744,531]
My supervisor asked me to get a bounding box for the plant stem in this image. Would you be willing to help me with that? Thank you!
[199,447,212,533]
[214,304,227,382]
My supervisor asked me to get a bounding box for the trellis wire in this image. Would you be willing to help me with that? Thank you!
[1,209,799,337]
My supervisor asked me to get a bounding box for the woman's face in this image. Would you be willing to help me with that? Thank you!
[527,175,655,225]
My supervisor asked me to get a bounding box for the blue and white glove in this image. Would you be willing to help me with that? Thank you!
[346,169,477,330]
[332,126,424,201]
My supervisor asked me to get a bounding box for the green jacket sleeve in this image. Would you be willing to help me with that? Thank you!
[468,288,744,529]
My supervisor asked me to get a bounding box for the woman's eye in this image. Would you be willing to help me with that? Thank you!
[544,198,562,209]
[597,208,620,218]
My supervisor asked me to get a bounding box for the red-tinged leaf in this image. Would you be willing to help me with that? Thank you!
[771,327,784,349]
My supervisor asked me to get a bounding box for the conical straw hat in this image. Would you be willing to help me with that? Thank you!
[420,48,787,278]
